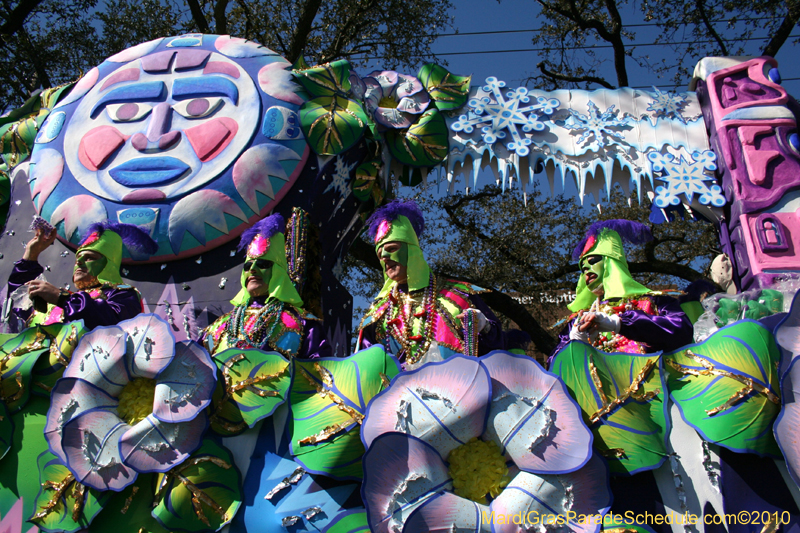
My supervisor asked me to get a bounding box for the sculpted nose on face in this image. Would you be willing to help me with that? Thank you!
[131,102,181,151]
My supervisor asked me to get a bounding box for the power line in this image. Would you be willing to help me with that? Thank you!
[354,33,800,60]
[432,16,785,38]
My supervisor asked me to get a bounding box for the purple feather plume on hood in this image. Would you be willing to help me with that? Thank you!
[571,219,653,261]
[79,221,158,256]
[366,200,425,241]
[238,213,285,253]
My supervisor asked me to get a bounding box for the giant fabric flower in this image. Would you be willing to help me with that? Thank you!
[44,314,216,491]
[360,352,610,533]
[362,70,431,129]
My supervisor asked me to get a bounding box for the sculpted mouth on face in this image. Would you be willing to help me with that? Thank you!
[109,156,191,187]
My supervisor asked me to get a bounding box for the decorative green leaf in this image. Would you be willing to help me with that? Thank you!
[352,159,384,203]
[551,342,669,475]
[418,63,471,111]
[385,108,449,167]
[89,473,170,533]
[324,510,370,532]
[153,439,243,533]
[0,326,50,412]
[29,451,111,533]
[33,320,88,393]
[664,320,781,456]
[0,401,11,461]
[289,346,401,480]
[292,59,352,98]
[300,95,367,156]
[210,348,291,429]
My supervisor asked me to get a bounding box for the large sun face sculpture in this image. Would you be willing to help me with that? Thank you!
[29,34,309,261]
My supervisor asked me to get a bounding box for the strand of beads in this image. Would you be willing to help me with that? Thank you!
[462,309,480,358]
[227,299,284,349]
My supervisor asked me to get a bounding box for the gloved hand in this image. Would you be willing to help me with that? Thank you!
[588,312,621,333]
[569,319,597,343]
[457,308,491,334]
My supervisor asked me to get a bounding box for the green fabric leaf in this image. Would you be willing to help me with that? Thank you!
[551,342,669,475]
[292,59,352,98]
[664,320,781,456]
[325,510,370,532]
[418,64,471,111]
[88,474,169,533]
[289,346,401,480]
[352,159,384,203]
[0,401,11,461]
[300,95,367,155]
[385,108,449,167]
[152,439,242,533]
[29,451,111,533]
[211,348,291,429]
[33,320,89,394]
[0,327,51,412]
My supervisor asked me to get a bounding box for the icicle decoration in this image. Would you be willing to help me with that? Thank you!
[163,301,175,328]
[667,453,692,533]
[702,441,721,492]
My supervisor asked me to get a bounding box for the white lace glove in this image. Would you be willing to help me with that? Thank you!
[457,308,491,334]
[569,321,597,343]
[591,312,622,333]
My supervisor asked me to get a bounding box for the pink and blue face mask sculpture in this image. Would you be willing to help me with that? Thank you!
[29,34,309,261]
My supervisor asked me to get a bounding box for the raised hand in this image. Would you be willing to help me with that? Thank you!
[23,227,57,261]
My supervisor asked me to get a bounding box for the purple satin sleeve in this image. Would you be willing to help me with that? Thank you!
[469,294,506,355]
[61,288,143,330]
[7,259,44,322]
[300,321,332,359]
[547,295,693,367]
[617,296,693,353]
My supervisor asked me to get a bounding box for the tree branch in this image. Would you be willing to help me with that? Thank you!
[213,0,229,35]
[185,0,210,33]
[762,1,800,57]
[0,0,44,36]
[286,0,323,63]
[538,61,615,89]
[695,0,728,55]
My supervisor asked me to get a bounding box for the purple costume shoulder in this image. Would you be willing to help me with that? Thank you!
[548,295,693,366]
[7,259,143,330]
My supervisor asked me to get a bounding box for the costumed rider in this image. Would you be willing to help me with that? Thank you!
[548,219,693,364]
[8,221,156,329]
[357,200,507,368]
[204,214,330,359]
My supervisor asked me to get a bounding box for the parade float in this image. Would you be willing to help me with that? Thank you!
[0,34,798,533]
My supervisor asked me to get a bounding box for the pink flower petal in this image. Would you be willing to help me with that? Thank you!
[481,351,592,474]
[119,314,176,380]
[152,341,216,423]
[362,355,490,459]
[403,491,488,532]
[63,325,129,396]
[362,433,450,533]
[119,413,207,473]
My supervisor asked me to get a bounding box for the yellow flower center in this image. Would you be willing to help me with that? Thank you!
[447,438,509,504]
[117,378,157,425]
[378,96,399,109]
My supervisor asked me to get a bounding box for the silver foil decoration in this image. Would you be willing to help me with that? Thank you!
[122,268,129,276]
[395,400,410,432]
[702,441,721,492]
[60,251,69,257]
[160,264,166,270]
[183,312,192,339]
[229,250,236,257]
[667,453,691,533]
[416,387,454,411]
[163,301,175,328]
[265,466,306,500]
[219,277,227,289]
[281,516,300,527]
[195,256,202,264]
[302,507,321,520]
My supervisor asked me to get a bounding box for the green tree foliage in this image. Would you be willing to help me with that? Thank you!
[526,0,800,89]
[0,0,453,111]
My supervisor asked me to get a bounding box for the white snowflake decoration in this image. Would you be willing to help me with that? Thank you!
[645,87,689,124]
[648,150,725,207]
[450,77,560,157]
[324,157,357,219]
[560,100,632,151]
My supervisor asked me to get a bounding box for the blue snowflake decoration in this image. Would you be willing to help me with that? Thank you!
[450,77,560,157]
[560,100,632,150]
[648,150,725,207]
[645,87,689,124]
